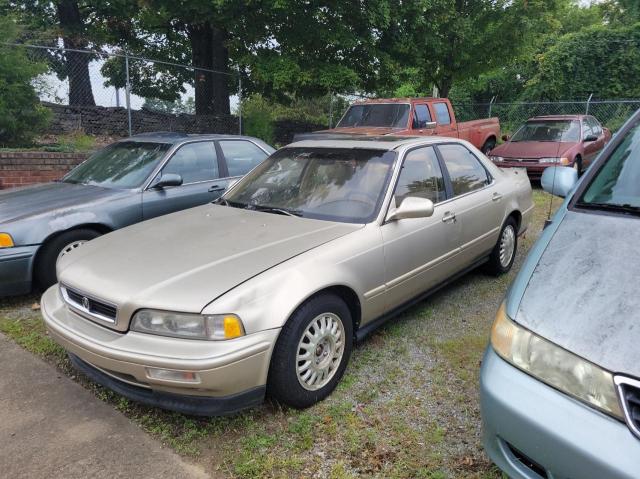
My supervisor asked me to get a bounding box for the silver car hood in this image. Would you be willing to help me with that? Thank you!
[58,204,360,330]
[516,211,640,375]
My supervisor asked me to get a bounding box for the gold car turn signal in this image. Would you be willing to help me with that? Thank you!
[491,302,623,419]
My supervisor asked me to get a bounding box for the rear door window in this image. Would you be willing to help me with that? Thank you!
[438,144,490,195]
[219,140,269,177]
[434,103,452,125]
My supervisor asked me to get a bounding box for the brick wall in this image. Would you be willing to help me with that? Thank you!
[0,152,88,190]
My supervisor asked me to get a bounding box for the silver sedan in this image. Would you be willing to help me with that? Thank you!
[41,136,533,414]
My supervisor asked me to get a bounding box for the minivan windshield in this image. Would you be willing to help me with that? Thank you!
[511,120,581,142]
[63,141,170,189]
[337,104,410,128]
[578,121,640,213]
[223,147,396,223]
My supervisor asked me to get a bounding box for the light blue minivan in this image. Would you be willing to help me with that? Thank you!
[480,109,640,478]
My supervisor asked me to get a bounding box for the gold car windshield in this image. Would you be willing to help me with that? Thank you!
[223,147,397,223]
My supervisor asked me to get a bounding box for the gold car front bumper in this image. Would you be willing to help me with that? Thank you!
[41,286,280,415]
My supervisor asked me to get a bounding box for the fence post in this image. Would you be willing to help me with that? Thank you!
[124,51,132,137]
[586,93,593,115]
[488,96,496,118]
[238,74,242,135]
[328,91,333,128]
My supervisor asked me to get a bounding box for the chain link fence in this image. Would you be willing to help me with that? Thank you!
[5,43,241,137]
[452,99,640,134]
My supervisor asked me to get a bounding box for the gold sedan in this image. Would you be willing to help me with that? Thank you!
[41,136,533,415]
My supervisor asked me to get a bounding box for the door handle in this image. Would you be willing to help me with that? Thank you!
[492,192,503,202]
[208,185,225,193]
[442,212,456,223]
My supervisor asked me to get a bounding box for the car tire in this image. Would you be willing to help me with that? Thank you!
[484,217,518,276]
[35,228,102,290]
[267,293,353,409]
[481,138,496,155]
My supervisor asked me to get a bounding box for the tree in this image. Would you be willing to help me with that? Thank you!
[0,18,50,145]
[523,23,640,100]
[377,0,568,98]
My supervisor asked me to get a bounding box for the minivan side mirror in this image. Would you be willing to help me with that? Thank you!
[541,166,578,198]
[154,173,183,188]
[386,197,435,222]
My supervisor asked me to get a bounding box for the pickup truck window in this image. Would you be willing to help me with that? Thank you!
[434,103,451,125]
[337,104,410,128]
[438,144,489,196]
[394,146,445,205]
[412,104,432,129]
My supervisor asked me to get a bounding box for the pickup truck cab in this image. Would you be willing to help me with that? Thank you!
[307,98,500,154]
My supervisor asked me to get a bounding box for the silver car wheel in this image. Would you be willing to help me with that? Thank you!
[296,312,345,391]
[57,240,86,261]
[499,225,516,268]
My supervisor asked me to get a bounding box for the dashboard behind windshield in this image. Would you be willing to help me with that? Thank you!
[224,147,397,223]
[337,104,410,128]
[511,120,580,142]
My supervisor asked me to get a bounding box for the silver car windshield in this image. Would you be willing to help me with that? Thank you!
[63,141,170,189]
[223,147,397,223]
[578,121,640,213]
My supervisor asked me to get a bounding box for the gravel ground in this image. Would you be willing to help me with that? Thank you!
[0,187,556,479]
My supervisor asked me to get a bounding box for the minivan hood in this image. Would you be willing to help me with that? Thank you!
[492,141,577,159]
[58,204,360,331]
[0,182,124,224]
[515,210,640,375]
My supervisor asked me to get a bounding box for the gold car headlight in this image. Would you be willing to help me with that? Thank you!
[0,233,15,248]
[491,302,623,419]
[131,309,245,340]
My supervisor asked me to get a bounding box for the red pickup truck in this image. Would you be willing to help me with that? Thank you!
[305,98,500,153]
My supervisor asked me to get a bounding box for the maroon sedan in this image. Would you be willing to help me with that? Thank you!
[488,115,611,179]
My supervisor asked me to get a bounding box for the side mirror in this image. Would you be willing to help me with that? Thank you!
[541,166,578,198]
[424,121,437,130]
[501,134,510,142]
[386,197,434,222]
[584,134,598,142]
[154,173,183,188]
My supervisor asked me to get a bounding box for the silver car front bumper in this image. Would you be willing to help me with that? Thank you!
[0,245,38,296]
[480,346,640,479]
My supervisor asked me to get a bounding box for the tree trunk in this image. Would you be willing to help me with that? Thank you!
[188,22,230,115]
[56,0,95,106]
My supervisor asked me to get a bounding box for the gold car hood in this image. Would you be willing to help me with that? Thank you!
[58,204,360,331]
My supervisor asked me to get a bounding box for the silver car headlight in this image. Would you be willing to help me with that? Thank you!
[131,309,245,340]
[491,303,623,419]
[538,157,570,165]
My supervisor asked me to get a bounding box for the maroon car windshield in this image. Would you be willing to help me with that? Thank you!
[511,120,581,143]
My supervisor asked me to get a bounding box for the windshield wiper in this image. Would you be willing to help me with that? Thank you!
[254,205,303,217]
[576,201,640,216]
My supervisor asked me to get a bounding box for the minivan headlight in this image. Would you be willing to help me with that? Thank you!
[491,303,623,419]
[131,310,245,340]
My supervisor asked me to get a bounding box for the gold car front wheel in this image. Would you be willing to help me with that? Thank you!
[267,293,353,408]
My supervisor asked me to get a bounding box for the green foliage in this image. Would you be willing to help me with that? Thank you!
[0,18,50,146]
[241,94,276,144]
[524,23,640,100]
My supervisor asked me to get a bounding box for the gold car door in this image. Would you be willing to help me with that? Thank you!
[380,146,463,309]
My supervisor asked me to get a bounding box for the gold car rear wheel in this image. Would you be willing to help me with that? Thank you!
[267,293,353,409]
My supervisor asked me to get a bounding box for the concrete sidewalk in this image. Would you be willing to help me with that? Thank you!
[0,333,210,479]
